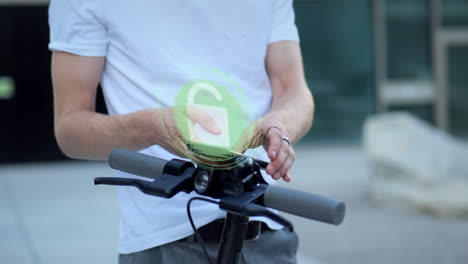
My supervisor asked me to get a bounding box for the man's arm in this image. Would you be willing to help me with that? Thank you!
[261,40,315,181]
[52,52,160,160]
[53,52,220,161]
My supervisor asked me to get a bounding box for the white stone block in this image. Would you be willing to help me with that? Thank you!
[364,112,468,217]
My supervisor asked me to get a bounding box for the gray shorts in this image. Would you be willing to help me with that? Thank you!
[119,227,298,264]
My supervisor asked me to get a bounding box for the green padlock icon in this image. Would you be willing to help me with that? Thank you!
[174,78,252,163]
[187,81,230,149]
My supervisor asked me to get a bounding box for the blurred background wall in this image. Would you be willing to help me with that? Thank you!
[0,0,467,164]
[0,0,108,163]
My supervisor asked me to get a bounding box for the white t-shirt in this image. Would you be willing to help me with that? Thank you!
[49,0,299,254]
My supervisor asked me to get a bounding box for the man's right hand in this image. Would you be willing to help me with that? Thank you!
[148,105,224,161]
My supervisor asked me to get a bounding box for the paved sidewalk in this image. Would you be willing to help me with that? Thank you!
[284,145,468,264]
[1,144,467,264]
[1,161,120,264]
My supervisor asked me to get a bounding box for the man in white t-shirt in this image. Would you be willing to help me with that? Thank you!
[49,0,314,263]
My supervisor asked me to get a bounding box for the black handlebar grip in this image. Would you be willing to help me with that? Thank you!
[263,185,345,225]
[108,149,168,179]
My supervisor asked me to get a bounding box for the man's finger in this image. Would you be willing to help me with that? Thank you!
[267,141,290,177]
[284,171,292,182]
[270,139,295,179]
[266,128,282,160]
[186,104,223,135]
[272,155,293,181]
[278,154,294,181]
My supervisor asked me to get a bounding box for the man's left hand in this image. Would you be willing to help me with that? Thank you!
[260,118,294,182]
[236,117,295,182]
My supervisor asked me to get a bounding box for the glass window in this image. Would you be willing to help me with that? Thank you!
[442,0,468,27]
[385,0,432,80]
[294,0,374,141]
[448,46,468,138]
